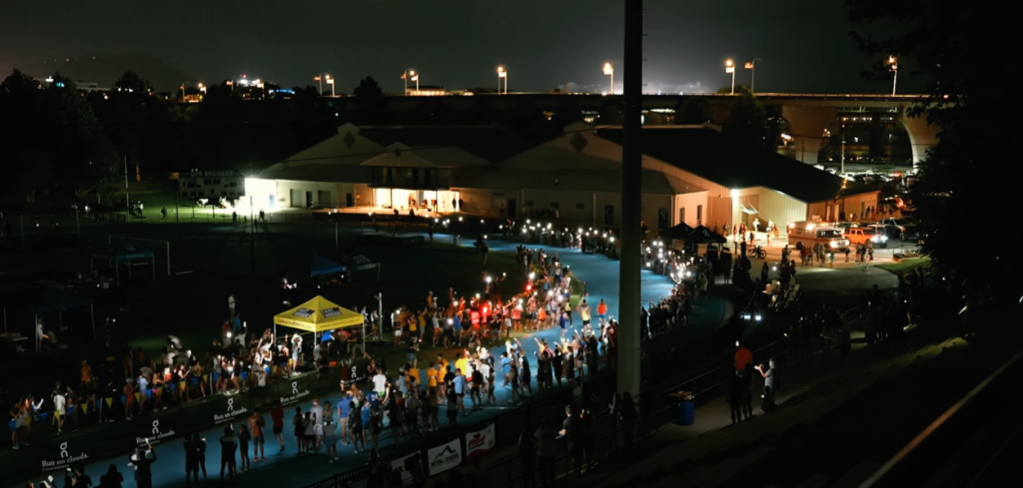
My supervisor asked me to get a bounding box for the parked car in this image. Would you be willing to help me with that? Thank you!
[881,218,911,233]
[868,223,902,240]
[845,227,889,248]
[901,224,922,243]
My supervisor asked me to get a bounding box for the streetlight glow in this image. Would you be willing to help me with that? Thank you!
[602,62,614,94]
[725,60,736,94]
[497,66,507,94]
[888,56,898,95]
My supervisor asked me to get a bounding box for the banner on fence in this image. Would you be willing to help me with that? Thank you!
[40,441,90,472]
[136,418,178,447]
[213,397,249,425]
[391,451,419,486]
[280,379,311,406]
[465,423,495,458]
[426,439,461,475]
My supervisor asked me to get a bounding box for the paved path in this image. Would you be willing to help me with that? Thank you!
[18,237,728,488]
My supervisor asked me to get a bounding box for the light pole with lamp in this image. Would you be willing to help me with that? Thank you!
[411,71,419,94]
[888,56,898,95]
[745,58,761,93]
[725,60,735,94]
[325,75,335,97]
[497,66,507,94]
[314,75,322,95]
[603,62,614,94]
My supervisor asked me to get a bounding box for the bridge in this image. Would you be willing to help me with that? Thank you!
[379,92,939,167]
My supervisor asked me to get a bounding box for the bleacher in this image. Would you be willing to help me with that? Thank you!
[595,337,970,488]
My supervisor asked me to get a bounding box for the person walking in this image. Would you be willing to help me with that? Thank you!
[270,402,285,453]
[535,417,558,488]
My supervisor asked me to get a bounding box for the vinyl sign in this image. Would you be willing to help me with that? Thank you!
[280,380,311,406]
[136,419,178,447]
[214,397,249,425]
[465,423,495,458]
[391,452,418,486]
[41,441,90,472]
[427,439,462,475]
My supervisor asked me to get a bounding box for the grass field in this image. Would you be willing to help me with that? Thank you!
[875,256,930,274]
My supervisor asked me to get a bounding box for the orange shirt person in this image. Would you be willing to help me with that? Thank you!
[734,342,753,372]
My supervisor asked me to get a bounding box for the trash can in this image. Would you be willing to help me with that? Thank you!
[671,391,696,425]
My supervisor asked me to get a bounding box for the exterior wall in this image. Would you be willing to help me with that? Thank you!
[807,191,879,222]
[179,172,245,199]
[274,180,356,209]
[450,186,672,228]
[673,191,709,228]
[640,158,732,230]
[753,187,808,229]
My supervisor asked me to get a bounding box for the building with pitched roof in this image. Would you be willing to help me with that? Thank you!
[248,121,878,233]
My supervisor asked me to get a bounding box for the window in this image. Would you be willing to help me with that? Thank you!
[696,205,703,226]
[229,182,238,188]
[213,179,221,184]
[525,201,535,206]
[550,202,559,209]
[203,179,211,184]
[604,205,615,225]
[657,208,668,230]
[679,207,685,224]
[576,203,585,209]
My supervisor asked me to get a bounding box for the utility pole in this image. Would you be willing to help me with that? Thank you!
[124,156,130,223]
[618,0,643,398]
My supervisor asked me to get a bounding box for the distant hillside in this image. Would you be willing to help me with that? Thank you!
[19,54,194,91]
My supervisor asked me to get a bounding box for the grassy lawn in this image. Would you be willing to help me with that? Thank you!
[875,256,930,274]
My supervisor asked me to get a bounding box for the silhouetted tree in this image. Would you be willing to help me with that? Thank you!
[353,76,387,124]
[847,0,1010,288]
[723,87,770,150]
[675,97,713,124]
[716,85,750,94]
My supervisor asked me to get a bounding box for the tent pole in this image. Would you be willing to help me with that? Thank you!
[90,304,96,341]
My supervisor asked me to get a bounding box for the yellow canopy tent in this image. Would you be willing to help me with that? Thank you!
[273,296,363,333]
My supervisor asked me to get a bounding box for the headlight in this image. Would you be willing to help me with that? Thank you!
[829,241,839,247]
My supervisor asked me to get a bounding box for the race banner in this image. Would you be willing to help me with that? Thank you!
[391,451,419,486]
[426,439,461,475]
[213,397,249,425]
[40,441,90,472]
[465,423,495,458]
[136,418,178,447]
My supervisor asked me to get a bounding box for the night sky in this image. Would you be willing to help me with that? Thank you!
[0,0,920,94]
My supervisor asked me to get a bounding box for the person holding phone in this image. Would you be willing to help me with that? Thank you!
[128,441,156,488]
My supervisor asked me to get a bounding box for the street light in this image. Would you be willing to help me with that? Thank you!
[325,75,335,97]
[725,60,735,94]
[198,83,206,95]
[744,58,761,93]
[314,75,322,95]
[602,63,614,94]
[497,66,507,94]
[888,56,898,95]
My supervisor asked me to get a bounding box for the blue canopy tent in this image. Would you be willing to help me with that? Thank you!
[310,254,347,277]
[90,243,156,286]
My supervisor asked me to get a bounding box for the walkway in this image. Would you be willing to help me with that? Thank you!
[13,236,729,488]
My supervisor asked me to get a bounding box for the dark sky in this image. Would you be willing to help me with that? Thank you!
[0,0,919,94]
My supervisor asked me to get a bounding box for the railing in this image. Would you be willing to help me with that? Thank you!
[858,349,1023,488]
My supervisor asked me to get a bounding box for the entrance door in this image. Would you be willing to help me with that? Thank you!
[346,193,354,207]
[290,189,303,208]
[305,191,313,209]
[317,190,332,208]
[507,199,517,219]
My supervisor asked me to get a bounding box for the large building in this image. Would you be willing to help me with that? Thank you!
[249,122,877,231]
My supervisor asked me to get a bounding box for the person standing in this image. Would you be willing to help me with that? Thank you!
[219,426,237,481]
[129,442,157,488]
[535,418,558,488]
[270,402,285,453]
[347,401,364,454]
[309,399,324,454]
[183,434,199,485]
[728,370,744,425]
[559,406,581,477]
[755,360,778,413]
[248,409,265,461]
[237,424,251,473]
[518,430,538,488]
